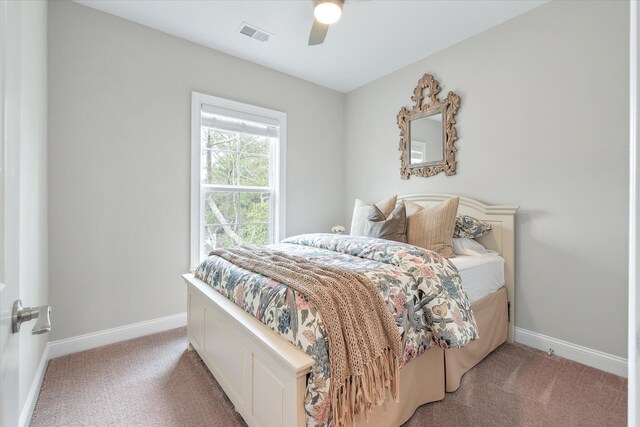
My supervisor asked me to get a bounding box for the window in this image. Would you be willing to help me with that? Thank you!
[191,92,286,269]
[411,141,427,163]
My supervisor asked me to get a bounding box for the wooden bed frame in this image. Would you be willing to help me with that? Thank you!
[183,194,518,427]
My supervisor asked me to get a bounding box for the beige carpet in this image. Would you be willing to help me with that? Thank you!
[31,327,626,427]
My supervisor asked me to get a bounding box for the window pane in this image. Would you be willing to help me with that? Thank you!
[202,149,235,186]
[204,225,238,252]
[204,191,240,224]
[204,224,271,253]
[202,127,237,152]
[202,190,271,251]
[201,129,239,186]
[238,192,270,224]
[201,127,272,186]
[239,154,269,187]
[239,223,270,246]
[239,133,270,156]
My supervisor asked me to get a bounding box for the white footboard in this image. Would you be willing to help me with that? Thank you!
[183,274,314,427]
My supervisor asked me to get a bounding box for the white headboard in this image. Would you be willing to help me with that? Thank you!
[398,194,519,342]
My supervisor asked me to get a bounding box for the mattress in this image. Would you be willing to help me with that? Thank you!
[449,255,505,302]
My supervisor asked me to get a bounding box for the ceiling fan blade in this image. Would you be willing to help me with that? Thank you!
[308,19,329,45]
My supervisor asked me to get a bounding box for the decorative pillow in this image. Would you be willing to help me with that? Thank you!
[404,197,459,258]
[350,195,397,236]
[364,203,407,243]
[454,215,492,239]
[452,238,498,257]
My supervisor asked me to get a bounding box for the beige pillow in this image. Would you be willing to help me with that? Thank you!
[364,203,407,243]
[350,195,397,236]
[405,197,460,258]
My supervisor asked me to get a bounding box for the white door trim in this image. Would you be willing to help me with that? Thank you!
[0,1,22,425]
[18,345,48,427]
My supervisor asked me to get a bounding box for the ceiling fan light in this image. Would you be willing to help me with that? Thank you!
[314,1,342,25]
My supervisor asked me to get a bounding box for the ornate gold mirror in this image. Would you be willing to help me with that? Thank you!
[397,74,460,179]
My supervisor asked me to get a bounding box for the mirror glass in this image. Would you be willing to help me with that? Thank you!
[409,112,444,165]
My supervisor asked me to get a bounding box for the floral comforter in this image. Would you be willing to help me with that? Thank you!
[194,233,478,427]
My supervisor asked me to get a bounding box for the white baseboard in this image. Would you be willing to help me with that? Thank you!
[48,312,187,360]
[515,327,628,377]
[19,344,49,427]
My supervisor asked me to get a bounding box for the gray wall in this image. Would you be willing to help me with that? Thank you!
[18,0,49,411]
[344,0,629,357]
[48,1,345,340]
[49,0,629,358]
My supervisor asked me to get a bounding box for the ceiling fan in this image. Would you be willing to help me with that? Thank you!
[308,0,345,46]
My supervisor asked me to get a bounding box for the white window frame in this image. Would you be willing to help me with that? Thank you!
[190,92,286,270]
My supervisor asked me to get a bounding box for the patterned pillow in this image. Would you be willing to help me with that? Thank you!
[453,215,492,239]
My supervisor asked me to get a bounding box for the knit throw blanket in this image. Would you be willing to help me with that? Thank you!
[209,246,402,426]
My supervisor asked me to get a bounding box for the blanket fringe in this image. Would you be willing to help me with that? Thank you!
[331,348,400,427]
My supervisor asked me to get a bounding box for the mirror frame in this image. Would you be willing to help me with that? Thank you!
[397,74,460,179]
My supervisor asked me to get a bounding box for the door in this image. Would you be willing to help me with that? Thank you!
[0,1,21,425]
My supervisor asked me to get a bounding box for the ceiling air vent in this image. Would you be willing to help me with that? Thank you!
[238,23,272,43]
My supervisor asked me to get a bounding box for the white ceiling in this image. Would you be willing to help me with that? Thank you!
[75,0,546,93]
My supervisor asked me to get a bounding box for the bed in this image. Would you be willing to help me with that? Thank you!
[182,194,518,427]
[445,255,508,391]
[397,195,518,392]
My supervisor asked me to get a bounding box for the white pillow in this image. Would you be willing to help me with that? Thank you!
[452,238,498,257]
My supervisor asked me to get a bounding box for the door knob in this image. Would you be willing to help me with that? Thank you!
[11,300,51,334]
